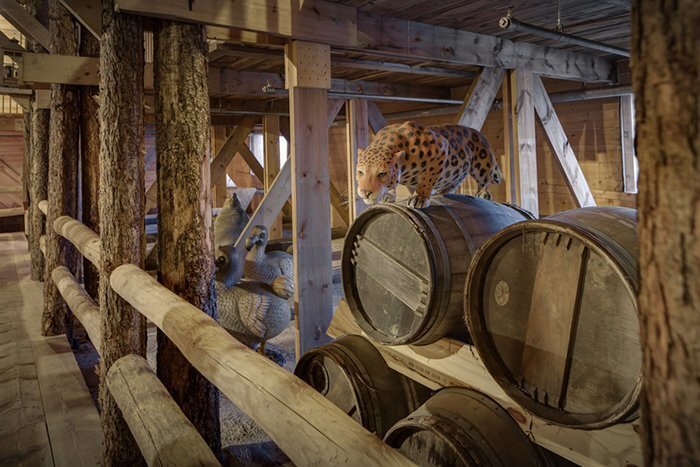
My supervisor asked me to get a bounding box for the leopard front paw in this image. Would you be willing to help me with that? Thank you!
[407,195,430,208]
[380,191,396,203]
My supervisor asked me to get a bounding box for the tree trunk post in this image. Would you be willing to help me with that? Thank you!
[80,27,100,300]
[27,0,49,281]
[154,19,221,454]
[42,0,80,336]
[98,0,147,464]
[632,0,700,464]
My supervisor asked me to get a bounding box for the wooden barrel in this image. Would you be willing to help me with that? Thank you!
[342,194,533,345]
[465,207,640,429]
[384,387,550,466]
[294,335,430,438]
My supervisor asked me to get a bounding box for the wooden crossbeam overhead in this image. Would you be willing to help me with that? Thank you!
[115,0,357,47]
[119,0,615,82]
[455,67,504,130]
[0,0,50,50]
[532,75,596,208]
[59,0,101,39]
[354,13,616,83]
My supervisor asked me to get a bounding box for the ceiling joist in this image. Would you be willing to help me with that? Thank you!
[116,0,617,82]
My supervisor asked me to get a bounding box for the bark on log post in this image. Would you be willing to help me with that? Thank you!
[27,0,49,281]
[42,0,80,336]
[22,109,31,211]
[98,0,147,464]
[632,1,700,465]
[154,20,221,453]
[80,27,100,300]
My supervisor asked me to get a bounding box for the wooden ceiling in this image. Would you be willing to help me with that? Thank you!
[329,0,631,54]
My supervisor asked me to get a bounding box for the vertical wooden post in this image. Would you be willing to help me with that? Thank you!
[263,114,283,239]
[506,69,538,216]
[345,99,369,221]
[98,1,146,464]
[211,126,227,208]
[42,0,80,336]
[285,40,333,357]
[26,0,48,281]
[633,0,700,464]
[80,27,100,300]
[154,19,221,453]
[620,95,637,193]
[501,75,516,204]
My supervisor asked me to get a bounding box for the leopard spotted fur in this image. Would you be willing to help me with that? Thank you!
[356,121,502,208]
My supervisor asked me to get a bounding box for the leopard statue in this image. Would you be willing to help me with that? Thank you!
[356,121,503,208]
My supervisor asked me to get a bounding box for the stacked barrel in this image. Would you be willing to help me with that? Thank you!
[296,194,641,466]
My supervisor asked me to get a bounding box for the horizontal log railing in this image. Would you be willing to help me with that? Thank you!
[106,355,220,466]
[36,199,414,466]
[51,266,102,355]
[110,264,414,467]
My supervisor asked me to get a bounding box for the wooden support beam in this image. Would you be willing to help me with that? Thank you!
[109,264,413,466]
[19,52,99,86]
[367,100,387,133]
[355,12,615,82]
[106,355,219,467]
[620,94,637,193]
[51,265,102,355]
[115,0,357,47]
[346,99,369,221]
[507,69,538,216]
[235,158,292,251]
[456,67,504,130]
[59,0,101,39]
[287,40,333,355]
[0,0,50,50]
[210,116,256,186]
[532,75,596,208]
[263,114,283,239]
[211,126,228,208]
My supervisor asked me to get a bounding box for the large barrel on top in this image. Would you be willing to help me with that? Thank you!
[384,387,551,466]
[342,194,533,345]
[465,207,640,429]
[294,335,431,438]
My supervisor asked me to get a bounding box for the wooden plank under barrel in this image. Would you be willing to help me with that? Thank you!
[465,207,640,428]
[342,194,533,345]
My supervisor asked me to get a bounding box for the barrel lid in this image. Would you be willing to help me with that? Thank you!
[342,204,439,344]
[465,210,641,428]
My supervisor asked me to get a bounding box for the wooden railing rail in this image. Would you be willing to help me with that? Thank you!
[51,266,102,355]
[53,215,101,267]
[110,264,415,467]
[106,355,220,467]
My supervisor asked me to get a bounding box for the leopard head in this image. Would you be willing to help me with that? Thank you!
[356,147,405,205]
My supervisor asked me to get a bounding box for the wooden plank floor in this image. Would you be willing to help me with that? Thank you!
[0,233,102,467]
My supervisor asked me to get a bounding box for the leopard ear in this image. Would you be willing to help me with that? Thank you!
[357,148,364,158]
[394,150,407,161]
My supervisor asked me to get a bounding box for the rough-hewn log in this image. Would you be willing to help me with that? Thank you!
[53,215,100,267]
[154,19,220,453]
[632,0,700,465]
[98,0,146,464]
[42,0,80,336]
[106,355,220,467]
[22,108,31,210]
[51,265,102,355]
[80,26,100,300]
[110,264,414,467]
[27,0,49,281]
